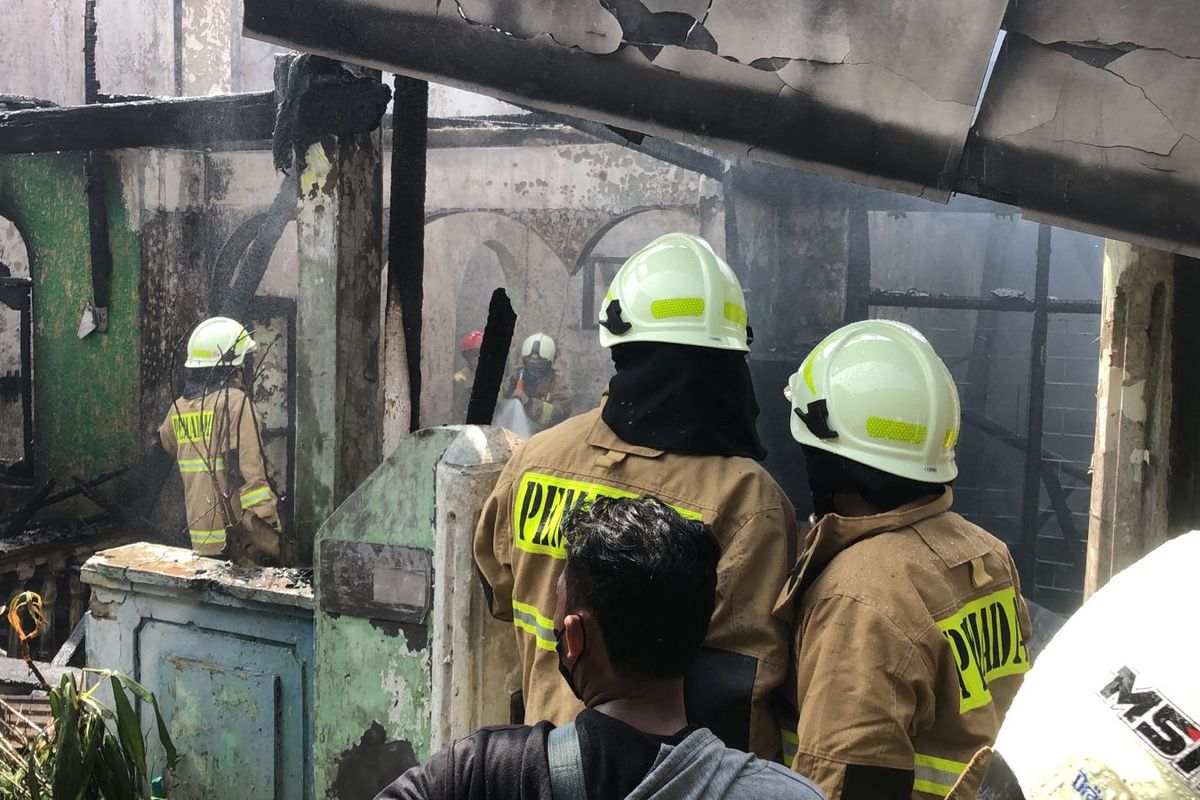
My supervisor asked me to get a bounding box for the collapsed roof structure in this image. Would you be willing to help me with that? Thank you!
[244,0,1200,257]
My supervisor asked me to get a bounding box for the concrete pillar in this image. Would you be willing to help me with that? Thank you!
[295,93,385,558]
[430,427,522,751]
[310,425,518,799]
[180,0,232,95]
[1085,241,1174,597]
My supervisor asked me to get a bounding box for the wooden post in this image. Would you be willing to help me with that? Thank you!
[1085,241,1174,597]
[294,72,385,560]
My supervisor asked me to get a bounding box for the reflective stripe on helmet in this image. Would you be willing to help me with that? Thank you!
[650,297,705,319]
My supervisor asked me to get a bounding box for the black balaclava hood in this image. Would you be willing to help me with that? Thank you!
[182,365,242,400]
[801,444,946,518]
[603,341,767,461]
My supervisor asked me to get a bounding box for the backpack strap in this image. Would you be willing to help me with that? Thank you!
[547,721,587,800]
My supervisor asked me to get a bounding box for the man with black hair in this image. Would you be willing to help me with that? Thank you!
[775,319,1032,800]
[159,316,281,563]
[475,233,796,761]
[377,496,822,800]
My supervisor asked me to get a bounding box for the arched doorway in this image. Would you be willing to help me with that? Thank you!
[415,212,567,428]
[565,208,704,403]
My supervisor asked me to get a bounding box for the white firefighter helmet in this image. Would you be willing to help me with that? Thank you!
[598,232,750,352]
[521,332,556,362]
[784,319,960,483]
[185,316,257,368]
[994,531,1200,800]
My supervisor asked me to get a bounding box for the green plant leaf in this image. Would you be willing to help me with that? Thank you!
[111,675,177,772]
[50,676,87,800]
[109,677,148,780]
[91,736,134,800]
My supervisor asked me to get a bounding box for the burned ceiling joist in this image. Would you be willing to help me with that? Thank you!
[0,92,277,154]
[243,0,1200,257]
[243,0,1007,201]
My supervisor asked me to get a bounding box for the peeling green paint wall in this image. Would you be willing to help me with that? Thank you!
[0,154,141,479]
[313,428,457,799]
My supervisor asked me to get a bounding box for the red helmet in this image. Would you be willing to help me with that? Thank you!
[460,330,484,353]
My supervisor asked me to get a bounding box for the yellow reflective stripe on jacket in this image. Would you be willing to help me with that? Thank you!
[189,528,227,548]
[171,410,215,444]
[780,729,798,766]
[913,753,968,796]
[178,456,224,474]
[239,485,272,509]
[513,472,704,559]
[936,586,1031,713]
[511,599,557,652]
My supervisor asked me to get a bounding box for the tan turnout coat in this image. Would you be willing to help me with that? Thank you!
[474,405,798,760]
[158,385,280,556]
[775,489,1032,799]
[502,369,573,434]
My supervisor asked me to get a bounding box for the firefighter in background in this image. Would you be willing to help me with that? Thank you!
[475,233,797,760]
[159,316,282,565]
[453,330,483,422]
[775,319,1032,799]
[504,332,572,434]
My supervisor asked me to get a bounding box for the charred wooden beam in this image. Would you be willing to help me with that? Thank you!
[388,75,429,433]
[466,289,517,426]
[0,92,277,154]
[293,59,386,558]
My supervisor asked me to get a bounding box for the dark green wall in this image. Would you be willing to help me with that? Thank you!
[0,154,141,481]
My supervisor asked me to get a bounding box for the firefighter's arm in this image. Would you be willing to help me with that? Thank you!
[691,504,797,757]
[158,414,177,456]
[523,374,570,428]
[233,394,281,529]
[791,594,933,800]
[472,460,518,621]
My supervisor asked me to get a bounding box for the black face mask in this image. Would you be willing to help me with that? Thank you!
[524,357,553,385]
[554,623,587,701]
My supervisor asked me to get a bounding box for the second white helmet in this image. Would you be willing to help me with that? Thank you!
[599,233,750,352]
[785,319,960,483]
[521,332,556,362]
[185,316,256,368]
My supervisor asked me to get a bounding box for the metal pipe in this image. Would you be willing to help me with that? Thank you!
[869,288,1099,314]
[1017,224,1053,589]
[845,205,872,323]
[526,107,726,181]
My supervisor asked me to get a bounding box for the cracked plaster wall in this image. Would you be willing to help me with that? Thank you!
[963,2,1200,256]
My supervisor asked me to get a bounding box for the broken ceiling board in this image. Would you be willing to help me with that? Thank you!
[243,0,1008,199]
[455,0,624,54]
[961,34,1200,258]
[1004,0,1200,60]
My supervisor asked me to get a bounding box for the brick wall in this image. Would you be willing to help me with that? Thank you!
[872,214,1102,613]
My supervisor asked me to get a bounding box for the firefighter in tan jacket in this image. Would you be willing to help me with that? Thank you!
[159,316,282,562]
[475,233,798,761]
[502,333,573,434]
[775,319,1032,799]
